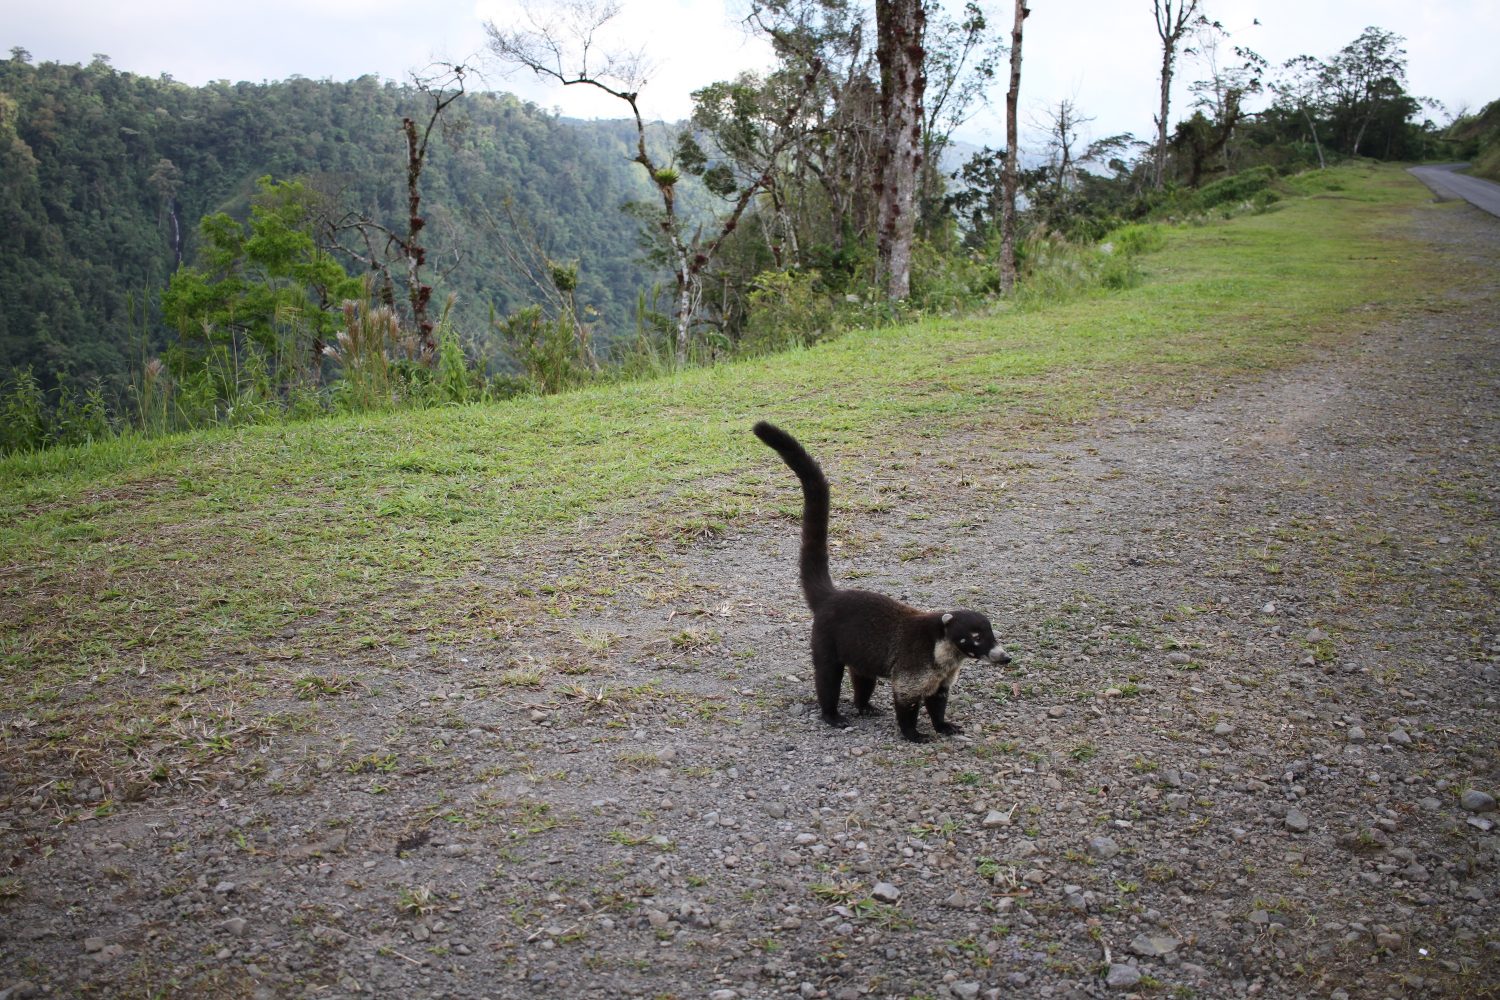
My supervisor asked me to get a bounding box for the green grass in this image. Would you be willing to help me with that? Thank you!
[0,164,1481,783]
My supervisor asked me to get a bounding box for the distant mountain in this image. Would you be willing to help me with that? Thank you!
[0,53,670,388]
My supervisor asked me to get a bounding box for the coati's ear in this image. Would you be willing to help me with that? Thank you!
[942,613,953,624]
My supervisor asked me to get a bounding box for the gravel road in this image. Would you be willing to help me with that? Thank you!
[1,202,1496,1000]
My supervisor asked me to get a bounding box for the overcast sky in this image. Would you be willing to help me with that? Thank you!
[5,0,1497,154]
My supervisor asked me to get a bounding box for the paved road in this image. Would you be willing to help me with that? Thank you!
[1409,162,1500,218]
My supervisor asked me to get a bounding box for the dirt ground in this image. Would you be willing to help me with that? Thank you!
[1,203,1497,1000]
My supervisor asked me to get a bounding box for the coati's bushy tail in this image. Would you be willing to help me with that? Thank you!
[753,421,836,611]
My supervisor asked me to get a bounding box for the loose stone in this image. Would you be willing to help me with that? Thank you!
[1459,789,1495,813]
[1087,836,1121,860]
[1129,933,1181,957]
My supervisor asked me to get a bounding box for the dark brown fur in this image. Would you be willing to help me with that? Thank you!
[754,421,1011,742]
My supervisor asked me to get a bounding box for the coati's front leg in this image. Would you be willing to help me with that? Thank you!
[894,697,934,743]
[925,683,963,736]
[851,674,883,716]
[811,626,850,728]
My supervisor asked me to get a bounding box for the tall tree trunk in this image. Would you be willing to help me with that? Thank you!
[1153,44,1174,189]
[1304,108,1326,169]
[874,0,926,303]
[1000,1,1028,295]
[401,116,435,360]
[1151,0,1198,190]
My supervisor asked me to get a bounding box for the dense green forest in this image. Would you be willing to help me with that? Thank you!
[0,50,659,390]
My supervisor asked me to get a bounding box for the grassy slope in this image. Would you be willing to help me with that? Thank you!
[0,164,1473,774]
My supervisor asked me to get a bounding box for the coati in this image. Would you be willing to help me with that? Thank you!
[753,421,1010,743]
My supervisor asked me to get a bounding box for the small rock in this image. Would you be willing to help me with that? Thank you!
[213,881,236,895]
[1388,728,1412,746]
[709,991,739,1000]
[981,810,1010,829]
[1166,652,1192,666]
[1284,809,1310,833]
[1213,722,1234,737]
[1376,931,1403,950]
[1047,706,1068,718]
[221,918,248,936]
[83,936,106,953]
[871,882,901,904]
[1106,964,1143,989]
[529,709,548,723]
[1460,789,1495,813]
[1087,836,1121,860]
[1347,726,1366,743]
[1306,628,1329,643]
[1129,933,1180,957]
[949,983,981,1000]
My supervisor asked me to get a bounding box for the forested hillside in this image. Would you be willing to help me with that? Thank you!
[0,51,658,388]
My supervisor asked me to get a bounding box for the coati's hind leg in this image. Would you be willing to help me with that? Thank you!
[894,697,934,743]
[851,674,882,716]
[926,683,963,736]
[811,625,850,728]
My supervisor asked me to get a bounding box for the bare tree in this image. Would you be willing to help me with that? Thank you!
[1036,98,1092,196]
[1150,0,1208,189]
[999,0,1028,294]
[487,0,821,365]
[322,63,468,362]
[873,0,927,302]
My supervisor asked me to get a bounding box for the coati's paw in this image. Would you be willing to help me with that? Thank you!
[821,711,853,729]
[901,730,935,744]
[935,721,964,735]
[855,703,883,716]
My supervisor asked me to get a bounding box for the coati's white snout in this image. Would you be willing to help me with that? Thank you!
[987,645,1011,664]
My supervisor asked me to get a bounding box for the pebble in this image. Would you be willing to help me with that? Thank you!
[1129,932,1180,957]
[1087,836,1121,860]
[221,917,248,936]
[709,991,739,1000]
[1167,652,1192,666]
[1106,964,1143,989]
[871,882,901,903]
[1388,728,1412,746]
[981,810,1010,828]
[1284,809,1310,833]
[1460,789,1495,813]
[1213,722,1234,737]
[949,983,981,1000]
[1347,726,1366,743]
